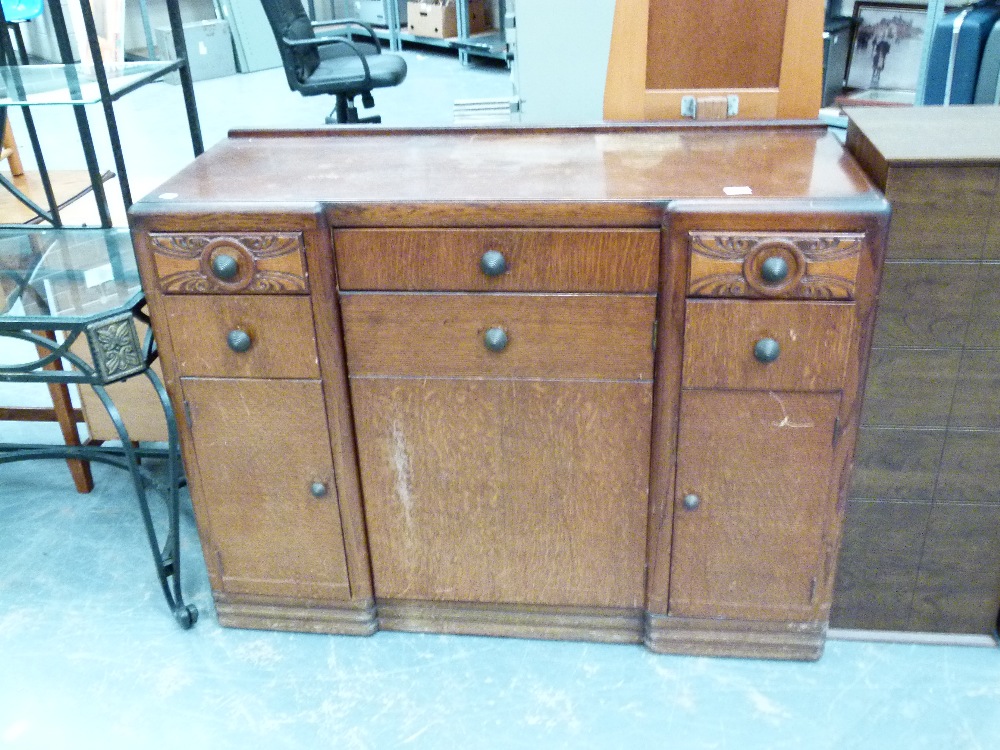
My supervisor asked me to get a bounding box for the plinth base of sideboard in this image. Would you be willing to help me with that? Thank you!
[377,599,645,644]
[644,614,826,661]
[214,593,378,636]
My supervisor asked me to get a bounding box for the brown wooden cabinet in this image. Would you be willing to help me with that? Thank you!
[129,124,888,659]
[835,106,1000,636]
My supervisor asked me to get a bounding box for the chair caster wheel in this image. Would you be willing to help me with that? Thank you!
[175,604,199,629]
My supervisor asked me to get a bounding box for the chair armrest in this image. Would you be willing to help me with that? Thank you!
[311,18,381,51]
[281,36,373,86]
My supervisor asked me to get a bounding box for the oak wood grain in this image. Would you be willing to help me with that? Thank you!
[670,389,842,621]
[148,232,308,294]
[305,212,377,602]
[333,228,659,292]
[681,299,854,391]
[351,377,652,608]
[181,377,351,601]
[131,126,874,211]
[687,231,863,300]
[645,614,824,660]
[377,599,643,643]
[214,594,376,635]
[646,1,787,90]
[162,295,320,380]
[340,293,656,380]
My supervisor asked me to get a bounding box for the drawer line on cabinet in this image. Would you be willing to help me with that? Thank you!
[338,291,659,300]
[180,376,323,384]
[347,374,654,384]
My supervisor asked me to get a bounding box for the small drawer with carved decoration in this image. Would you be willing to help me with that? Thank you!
[147,232,308,295]
[687,232,864,300]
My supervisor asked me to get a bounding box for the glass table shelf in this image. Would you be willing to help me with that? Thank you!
[0,228,141,325]
[0,60,182,107]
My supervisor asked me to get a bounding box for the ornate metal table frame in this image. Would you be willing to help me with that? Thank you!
[0,231,197,628]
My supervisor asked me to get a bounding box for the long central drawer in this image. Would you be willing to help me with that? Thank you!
[333,229,660,292]
[340,292,657,380]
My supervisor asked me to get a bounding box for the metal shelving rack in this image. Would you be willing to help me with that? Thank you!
[0,0,203,227]
[376,0,512,64]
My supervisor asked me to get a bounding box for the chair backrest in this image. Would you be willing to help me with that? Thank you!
[258,0,319,86]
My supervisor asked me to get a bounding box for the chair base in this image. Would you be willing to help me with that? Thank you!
[326,93,381,125]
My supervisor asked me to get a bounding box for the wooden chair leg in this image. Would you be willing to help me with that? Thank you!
[36,331,94,493]
[2,116,25,177]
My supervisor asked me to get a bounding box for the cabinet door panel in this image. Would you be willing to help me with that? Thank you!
[670,389,841,621]
[182,378,350,600]
[351,377,652,609]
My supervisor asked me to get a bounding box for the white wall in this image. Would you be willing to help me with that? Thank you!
[511,0,616,124]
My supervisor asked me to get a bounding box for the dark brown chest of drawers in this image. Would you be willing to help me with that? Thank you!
[836,106,1000,636]
[130,123,889,659]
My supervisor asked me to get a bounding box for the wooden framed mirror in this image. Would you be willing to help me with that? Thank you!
[604,0,825,120]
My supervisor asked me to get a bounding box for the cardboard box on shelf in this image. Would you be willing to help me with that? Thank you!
[155,19,237,84]
[406,0,489,40]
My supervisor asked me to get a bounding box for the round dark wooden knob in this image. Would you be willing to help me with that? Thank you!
[683,493,700,511]
[760,256,789,283]
[754,337,781,363]
[311,482,328,498]
[483,327,508,352]
[480,250,508,277]
[211,253,239,281]
[227,329,252,353]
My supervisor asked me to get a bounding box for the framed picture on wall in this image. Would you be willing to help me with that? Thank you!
[845,2,931,99]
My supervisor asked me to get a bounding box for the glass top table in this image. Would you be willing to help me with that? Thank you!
[0,227,146,382]
[0,227,197,628]
[0,61,182,106]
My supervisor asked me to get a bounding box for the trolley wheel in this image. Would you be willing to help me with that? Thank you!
[175,603,199,629]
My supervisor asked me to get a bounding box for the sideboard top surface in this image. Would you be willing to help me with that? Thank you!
[134,124,878,221]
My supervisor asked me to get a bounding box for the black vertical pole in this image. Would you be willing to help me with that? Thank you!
[165,0,204,156]
[45,0,112,227]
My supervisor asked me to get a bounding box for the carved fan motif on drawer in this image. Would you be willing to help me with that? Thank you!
[149,233,309,294]
[688,233,864,299]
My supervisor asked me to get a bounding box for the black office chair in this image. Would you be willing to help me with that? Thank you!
[259,0,407,124]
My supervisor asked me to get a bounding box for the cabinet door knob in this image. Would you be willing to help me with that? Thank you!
[760,256,789,283]
[754,337,780,363]
[227,329,252,353]
[211,253,239,281]
[483,327,508,352]
[310,482,328,498]
[480,250,508,277]
[682,493,700,511]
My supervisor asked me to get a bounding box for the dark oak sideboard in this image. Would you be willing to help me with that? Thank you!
[129,124,889,659]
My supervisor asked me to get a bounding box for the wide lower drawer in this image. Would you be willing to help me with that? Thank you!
[333,229,659,293]
[682,299,855,391]
[163,295,320,379]
[340,292,656,380]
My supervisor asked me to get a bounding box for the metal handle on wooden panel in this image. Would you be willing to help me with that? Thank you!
[211,253,239,280]
[682,493,700,511]
[311,482,328,498]
[760,256,789,283]
[480,250,508,277]
[227,329,252,353]
[483,327,508,352]
[754,337,780,364]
